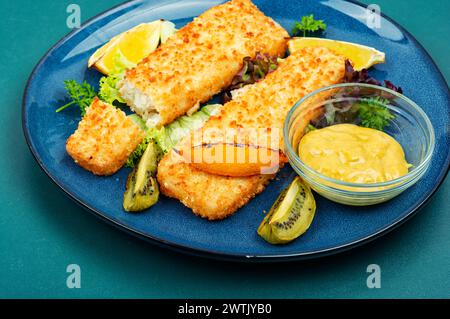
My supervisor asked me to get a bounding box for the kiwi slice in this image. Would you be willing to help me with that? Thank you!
[257,177,316,244]
[123,140,161,212]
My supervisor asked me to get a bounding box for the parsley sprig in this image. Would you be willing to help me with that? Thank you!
[292,14,327,37]
[307,96,395,133]
[358,97,395,131]
[57,53,134,115]
[56,80,97,116]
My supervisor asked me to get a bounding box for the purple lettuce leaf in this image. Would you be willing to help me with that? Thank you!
[223,52,279,102]
[344,60,403,93]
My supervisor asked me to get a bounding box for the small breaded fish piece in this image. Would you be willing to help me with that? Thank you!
[66,97,145,175]
[157,47,346,220]
[119,0,288,127]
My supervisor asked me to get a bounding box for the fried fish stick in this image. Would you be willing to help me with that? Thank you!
[119,0,288,127]
[157,47,346,220]
[66,98,145,175]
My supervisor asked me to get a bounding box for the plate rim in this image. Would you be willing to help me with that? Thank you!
[21,0,450,262]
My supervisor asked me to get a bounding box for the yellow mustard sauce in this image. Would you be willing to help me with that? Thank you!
[298,124,410,184]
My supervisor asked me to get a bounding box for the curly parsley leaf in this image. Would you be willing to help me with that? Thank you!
[292,14,327,37]
[358,97,395,131]
[56,80,97,116]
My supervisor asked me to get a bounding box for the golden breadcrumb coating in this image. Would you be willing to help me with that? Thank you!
[66,97,145,175]
[120,0,289,126]
[157,47,346,220]
[158,151,273,220]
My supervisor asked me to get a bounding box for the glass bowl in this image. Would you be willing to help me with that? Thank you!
[283,83,435,206]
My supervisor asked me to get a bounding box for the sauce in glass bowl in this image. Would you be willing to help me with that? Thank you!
[298,124,410,184]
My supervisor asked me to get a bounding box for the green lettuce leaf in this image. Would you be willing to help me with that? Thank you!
[99,52,136,105]
[150,104,222,154]
[126,104,222,167]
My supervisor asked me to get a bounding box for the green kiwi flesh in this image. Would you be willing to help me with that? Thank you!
[257,177,316,244]
[123,140,161,212]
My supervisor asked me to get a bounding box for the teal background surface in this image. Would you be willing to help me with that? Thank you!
[1,0,449,298]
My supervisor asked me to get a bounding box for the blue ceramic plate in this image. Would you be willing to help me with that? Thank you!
[23,0,450,261]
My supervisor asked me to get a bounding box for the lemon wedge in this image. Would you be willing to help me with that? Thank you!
[288,37,385,71]
[88,20,162,75]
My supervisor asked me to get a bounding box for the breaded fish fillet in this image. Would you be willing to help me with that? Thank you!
[119,0,288,127]
[66,98,145,175]
[157,47,346,220]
